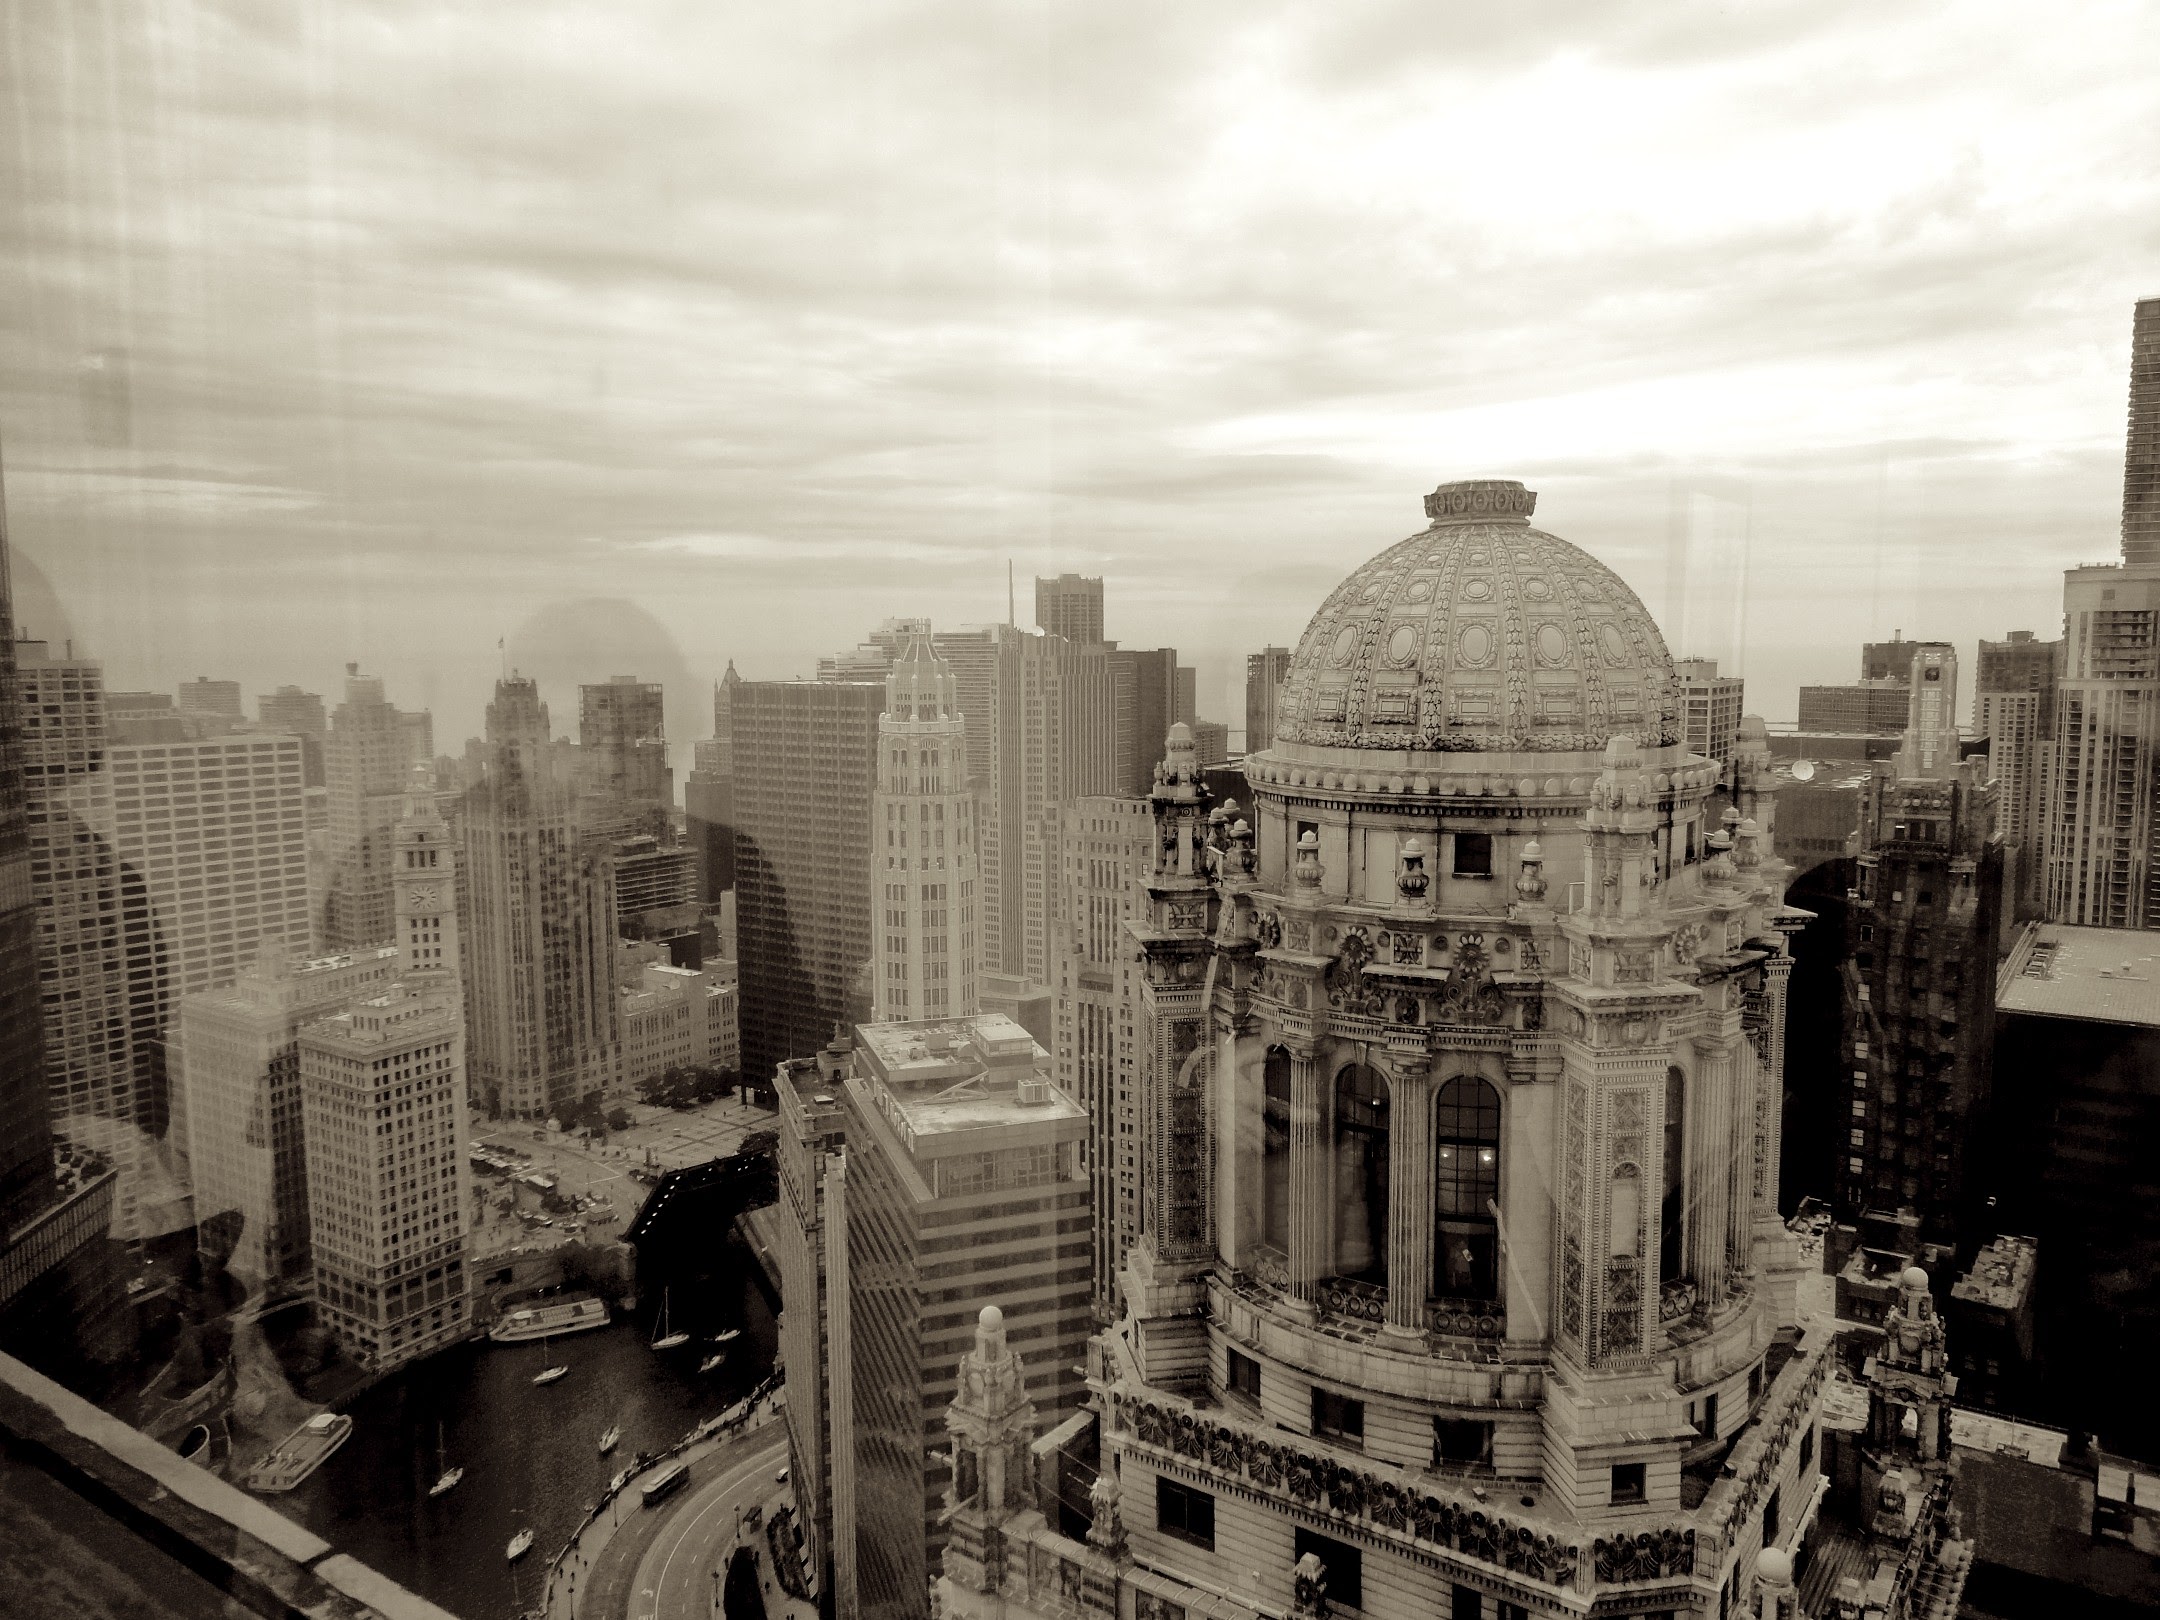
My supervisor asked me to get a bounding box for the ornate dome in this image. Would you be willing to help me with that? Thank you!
[1274,480,1680,754]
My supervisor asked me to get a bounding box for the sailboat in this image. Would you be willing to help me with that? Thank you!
[598,1424,621,1455]
[506,1527,534,1562]
[428,1421,464,1497]
[649,1288,689,1352]
[698,1353,725,1374]
[531,1326,569,1387]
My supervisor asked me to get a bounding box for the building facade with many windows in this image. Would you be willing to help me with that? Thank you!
[873,633,979,1023]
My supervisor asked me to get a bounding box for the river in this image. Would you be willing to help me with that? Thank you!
[278,1265,778,1620]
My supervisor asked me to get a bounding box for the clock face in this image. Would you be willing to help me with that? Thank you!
[409,884,442,909]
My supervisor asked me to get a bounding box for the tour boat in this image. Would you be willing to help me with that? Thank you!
[487,1294,609,1344]
[649,1288,689,1352]
[428,1422,463,1497]
[598,1424,621,1455]
[506,1528,534,1562]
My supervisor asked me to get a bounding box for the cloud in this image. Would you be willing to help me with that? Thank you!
[0,0,2155,736]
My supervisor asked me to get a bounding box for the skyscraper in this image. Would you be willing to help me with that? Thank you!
[1048,795,1150,1320]
[323,667,423,952]
[175,677,243,721]
[98,732,315,1173]
[1838,645,2002,1250]
[2125,296,2160,571]
[2047,301,2160,930]
[1081,482,1818,1620]
[685,663,739,901]
[1244,644,1292,756]
[1033,573,1103,647]
[731,675,883,1085]
[1110,646,1178,798]
[460,677,619,1119]
[1975,630,2059,921]
[1673,656,1745,787]
[872,634,979,1022]
[298,773,469,1369]
[578,674,671,839]
[15,641,163,1239]
[173,943,401,1286]
[256,685,327,741]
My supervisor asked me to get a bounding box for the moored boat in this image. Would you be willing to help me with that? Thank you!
[506,1527,534,1561]
[598,1424,621,1455]
[245,1412,352,1493]
[488,1294,609,1344]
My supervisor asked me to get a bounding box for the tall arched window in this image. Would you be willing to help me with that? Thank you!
[1434,1077,1501,1300]
[1333,1064,1389,1283]
[1660,1066,1687,1281]
[1262,1049,1292,1252]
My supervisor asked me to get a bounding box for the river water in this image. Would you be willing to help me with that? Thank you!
[278,1266,778,1620]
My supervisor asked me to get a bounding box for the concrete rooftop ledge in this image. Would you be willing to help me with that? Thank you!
[0,1349,461,1620]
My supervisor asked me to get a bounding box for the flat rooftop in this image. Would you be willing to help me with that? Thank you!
[1998,925,2160,1028]
[851,1013,1086,1155]
[1952,1235,2038,1312]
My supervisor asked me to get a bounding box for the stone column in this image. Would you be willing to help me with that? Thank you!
[1727,1015,1755,1278]
[1755,956,1794,1224]
[1287,1046,1326,1311]
[1688,1036,1736,1308]
[1385,1060,1433,1338]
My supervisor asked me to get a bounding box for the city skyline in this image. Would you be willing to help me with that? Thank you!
[5,7,2160,745]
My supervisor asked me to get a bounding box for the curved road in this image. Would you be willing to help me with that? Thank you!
[563,1426,801,1620]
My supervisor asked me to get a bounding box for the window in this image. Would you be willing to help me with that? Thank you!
[1610,1461,1646,1504]
[1155,1476,1214,1549]
[1294,1529,1362,1611]
[1693,1391,1719,1439]
[1749,1363,1764,1404]
[1452,1585,1483,1619]
[1497,1604,1529,1620]
[1333,1065,1389,1283]
[1763,1486,1780,1545]
[1263,1048,1292,1251]
[1661,1066,1687,1281]
[1435,1417,1494,1469]
[1312,1386,1365,1443]
[1434,1076,1500,1299]
[1453,832,1493,876]
[1227,1348,1261,1403]
[1799,1423,1815,1478]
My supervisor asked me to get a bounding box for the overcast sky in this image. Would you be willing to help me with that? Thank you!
[3,1,2156,751]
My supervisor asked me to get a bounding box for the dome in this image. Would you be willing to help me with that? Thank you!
[1902,1265,1930,1290]
[1754,1547,1794,1585]
[1274,480,1679,755]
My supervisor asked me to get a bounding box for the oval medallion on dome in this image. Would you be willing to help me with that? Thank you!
[1522,576,1552,601]
[1598,622,1630,665]
[1575,577,1605,602]
[1534,623,1570,666]
[1458,624,1496,668]
[1359,579,1388,605]
[1404,576,1435,604]
[1461,577,1493,602]
[1329,624,1361,667]
[1385,623,1420,667]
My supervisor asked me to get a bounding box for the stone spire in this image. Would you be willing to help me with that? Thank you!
[940,1305,1038,1601]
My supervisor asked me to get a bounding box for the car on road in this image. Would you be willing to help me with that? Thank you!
[774,1466,789,1484]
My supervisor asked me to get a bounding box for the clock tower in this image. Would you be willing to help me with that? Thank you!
[392,764,460,982]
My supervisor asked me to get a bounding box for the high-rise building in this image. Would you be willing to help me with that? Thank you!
[175,677,243,720]
[609,835,699,929]
[684,663,740,901]
[256,686,327,741]
[1082,482,1820,1620]
[1861,636,1922,683]
[1189,717,1229,767]
[817,617,931,682]
[98,733,315,1173]
[1975,630,2060,922]
[323,667,423,952]
[1033,574,1103,647]
[807,1014,1091,1620]
[1837,644,2002,1252]
[299,977,470,1370]
[618,941,738,1085]
[731,676,883,1086]
[173,944,401,1286]
[460,677,619,1119]
[1110,646,1178,798]
[297,780,468,1370]
[578,674,671,839]
[872,634,979,1022]
[15,642,171,1240]
[1048,796,1150,1320]
[1174,663,1196,727]
[1674,656,1745,786]
[2047,301,2160,931]
[2125,296,2160,571]
[1244,644,1292,755]
[1797,676,1926,735]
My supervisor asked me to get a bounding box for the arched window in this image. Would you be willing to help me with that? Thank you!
[1434,1077,1501,1300]
[1661,1066,1687,1281]
[1333,1064,1389,1283]
[1262,1049,1292,1252]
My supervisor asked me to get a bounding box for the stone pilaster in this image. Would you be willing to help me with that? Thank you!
[1384,1060,1433,1337]
[1687,1035,1736,1308]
